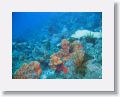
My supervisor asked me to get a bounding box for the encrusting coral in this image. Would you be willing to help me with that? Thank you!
[49,39,71,74]
[55,39,72,61]
[13,61,42,79]
[61,39,70,52]
[49,39,86,75]
[49,54,68,74]
[68,40,87,77]
[49,55,63,69]
[13,39,87,78]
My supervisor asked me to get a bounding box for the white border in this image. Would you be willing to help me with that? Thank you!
[0,0,114,91]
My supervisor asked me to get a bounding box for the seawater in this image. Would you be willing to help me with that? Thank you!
[12,12,102,79]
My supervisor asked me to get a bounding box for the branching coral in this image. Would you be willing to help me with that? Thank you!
[13,61,42,79]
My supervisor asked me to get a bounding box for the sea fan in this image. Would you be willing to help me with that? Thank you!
[71,50,87,77]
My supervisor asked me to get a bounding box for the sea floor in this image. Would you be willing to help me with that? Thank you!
[12,35,102,79]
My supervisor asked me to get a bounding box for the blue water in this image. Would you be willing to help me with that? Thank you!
[12,12,102,79]
[12,12,102,41]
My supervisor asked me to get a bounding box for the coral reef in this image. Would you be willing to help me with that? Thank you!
[70,41,83,52]
[71,50,86,77]
[61,39,70,52]
[53,39,71,62]
[49,54,68,74]
[86,31,96,44]
[12,33,102,79]
[13,61,42,79]
[49,55,63,69]
[71,30,102,39]
[49,39,78,75]
[49,39,86,76]
[12,12,102,79]
[72,50,84,66]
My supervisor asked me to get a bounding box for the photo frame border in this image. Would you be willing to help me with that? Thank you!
[0,0,114,91]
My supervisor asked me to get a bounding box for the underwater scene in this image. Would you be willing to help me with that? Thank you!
[12,12,102,79]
